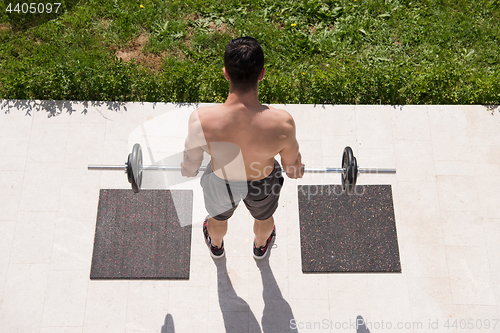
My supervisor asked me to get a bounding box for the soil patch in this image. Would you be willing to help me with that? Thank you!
[116,32,166,71]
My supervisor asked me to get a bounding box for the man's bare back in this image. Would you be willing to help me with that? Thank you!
[181,36,303,256]
[196,103,296,181]
[182,95,303,181]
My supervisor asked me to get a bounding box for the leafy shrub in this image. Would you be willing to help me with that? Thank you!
[0,0,498,104]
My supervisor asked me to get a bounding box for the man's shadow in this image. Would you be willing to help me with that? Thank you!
[213,250,297,332]
[214,256,262,332]
[255,256,298,333]
[161,313,175,333]
[356,316,370,333]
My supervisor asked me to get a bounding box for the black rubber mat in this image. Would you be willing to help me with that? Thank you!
[90,189,192,279]
[298,185,401,273]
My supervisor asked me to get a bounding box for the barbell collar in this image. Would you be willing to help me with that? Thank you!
[358,168,396,174]
[88,165,127,171]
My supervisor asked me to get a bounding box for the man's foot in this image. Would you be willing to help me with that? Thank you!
[253,226,275,260]
[203,216,225,259]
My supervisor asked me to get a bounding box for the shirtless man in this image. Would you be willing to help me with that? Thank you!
[181,36,304,259]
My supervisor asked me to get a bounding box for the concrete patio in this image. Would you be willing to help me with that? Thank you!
[0,100,499,332]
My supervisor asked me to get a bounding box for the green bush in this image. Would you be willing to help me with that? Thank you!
[0,0,499,104]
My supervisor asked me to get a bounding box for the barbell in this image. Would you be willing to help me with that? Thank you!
[88,143,396,195]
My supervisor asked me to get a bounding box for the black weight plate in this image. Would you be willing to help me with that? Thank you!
[126,154,133,184]
[136,145,143,190]
[130,143,143,193]
[350,155,358,195]
[342,146,355,195]
[341,146,352,193]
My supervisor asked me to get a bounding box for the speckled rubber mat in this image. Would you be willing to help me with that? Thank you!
[90,189,192,279]
[298,184,401,273]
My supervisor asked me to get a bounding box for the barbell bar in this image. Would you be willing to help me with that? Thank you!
[88,143,396,195]
[87,165,396,173]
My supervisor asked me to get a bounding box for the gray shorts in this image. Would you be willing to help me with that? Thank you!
[200,159,284,221]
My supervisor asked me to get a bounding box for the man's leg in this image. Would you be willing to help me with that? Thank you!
[254,216,274,248]
[207,217,228,248]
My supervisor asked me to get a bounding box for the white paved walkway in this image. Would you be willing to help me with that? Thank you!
[0,100,499,332]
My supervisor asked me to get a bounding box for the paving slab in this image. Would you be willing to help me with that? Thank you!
[1,100,499,332]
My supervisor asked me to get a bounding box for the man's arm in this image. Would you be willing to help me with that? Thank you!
[181,110,206,177]
[279,114,304,179]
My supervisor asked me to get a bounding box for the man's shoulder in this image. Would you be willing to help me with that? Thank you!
[266,105,288,115]
[264,105,294,128]
[192,104,220,116]
[190,104,220,125]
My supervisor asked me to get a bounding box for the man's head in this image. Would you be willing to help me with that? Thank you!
[224,36,265,92]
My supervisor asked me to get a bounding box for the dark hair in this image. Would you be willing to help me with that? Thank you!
[224,36,265,91]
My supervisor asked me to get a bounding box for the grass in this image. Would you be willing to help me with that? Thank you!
[0,0,499,104]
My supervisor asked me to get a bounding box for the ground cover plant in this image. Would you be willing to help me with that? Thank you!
[0,0,499,104]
